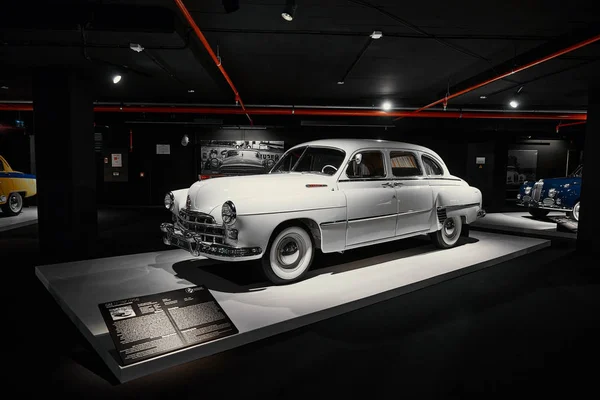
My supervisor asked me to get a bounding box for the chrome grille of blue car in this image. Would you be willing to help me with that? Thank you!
[177,209,225,244]
[532,182,543,202]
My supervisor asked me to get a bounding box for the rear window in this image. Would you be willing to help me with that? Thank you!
[390,151,421,177]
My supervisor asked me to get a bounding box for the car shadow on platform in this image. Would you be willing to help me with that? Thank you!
[171,235,479,294]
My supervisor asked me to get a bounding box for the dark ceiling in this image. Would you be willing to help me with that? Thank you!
[1,0,599,112]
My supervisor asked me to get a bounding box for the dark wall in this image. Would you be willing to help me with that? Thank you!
[0,111,586,210]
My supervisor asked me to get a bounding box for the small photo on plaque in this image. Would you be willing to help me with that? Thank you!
[109,305,136,321]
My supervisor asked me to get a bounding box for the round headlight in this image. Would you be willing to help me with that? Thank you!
[524,186,531,195]
[548,188,556,198]
[164,192,174,210]
[222,201,237,225]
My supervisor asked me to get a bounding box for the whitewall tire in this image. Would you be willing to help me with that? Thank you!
[569,201,580,222]
[1,192,23,216]
[430,216,462,249]
[261,225,314,285]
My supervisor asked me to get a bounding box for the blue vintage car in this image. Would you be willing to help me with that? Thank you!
[516,164,582,221]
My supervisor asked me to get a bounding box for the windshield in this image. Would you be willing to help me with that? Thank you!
[271,146,346,175]
[569,164,583,177]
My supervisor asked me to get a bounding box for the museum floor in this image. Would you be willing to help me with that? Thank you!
[5,207,599,398]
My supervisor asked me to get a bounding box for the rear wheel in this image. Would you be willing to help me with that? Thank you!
[261,225,314,285]
[1,192,23,216]
[528,208,549,219]
[430,216,462,249]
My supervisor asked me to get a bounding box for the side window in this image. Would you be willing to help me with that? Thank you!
[346,151,386,179]
[422,155,443,176]
[390,151,421,177]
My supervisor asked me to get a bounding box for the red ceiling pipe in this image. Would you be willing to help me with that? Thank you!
[400,33,600,119]
[92,106,587,120]
[556,120,586,132]
[0,103,586,120]
[172,0,253,125]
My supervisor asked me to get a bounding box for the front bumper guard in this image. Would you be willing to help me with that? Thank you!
[160,222,262,261]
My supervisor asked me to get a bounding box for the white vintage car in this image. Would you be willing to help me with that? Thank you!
[161,139,485,284]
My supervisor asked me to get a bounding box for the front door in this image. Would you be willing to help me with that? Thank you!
[339,150,397,247]
[388,150,434,236]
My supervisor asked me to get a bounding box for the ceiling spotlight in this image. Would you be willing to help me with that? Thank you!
[181,134,190,146]
[129,43,144,52]
[281,0,297,21]
[0,86,8,90]
[382,101,392,111]
[188,89,195,93]
[370,31,383,39]
[112,75,122,84]
[480,95,487,99]
[509,99,519,108]
[337,81,345,85]
[222,0,240,13]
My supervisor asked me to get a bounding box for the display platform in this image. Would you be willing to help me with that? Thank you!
[0,206,37,232]
[35,230,550,383]
[472,211,576,239]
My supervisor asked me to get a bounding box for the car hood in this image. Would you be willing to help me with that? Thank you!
[186,173,333,215]
[535,176,581,188]
[221,156,263,166]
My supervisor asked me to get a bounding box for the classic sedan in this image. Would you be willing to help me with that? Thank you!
[0,155,36,215]
[516,164,582,221]
[161,139,485,284]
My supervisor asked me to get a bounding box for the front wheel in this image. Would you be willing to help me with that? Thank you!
[1,192,23,216]
[567,201,580,222]
[261,225,314,285]
[430,216,462,249]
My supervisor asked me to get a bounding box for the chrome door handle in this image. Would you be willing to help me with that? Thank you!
[381,182,393,187]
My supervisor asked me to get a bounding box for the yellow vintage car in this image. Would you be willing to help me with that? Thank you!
[0,155,36,215]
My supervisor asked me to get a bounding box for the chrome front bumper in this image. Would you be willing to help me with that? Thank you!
[516,201,572,212]
[160,222,262,261]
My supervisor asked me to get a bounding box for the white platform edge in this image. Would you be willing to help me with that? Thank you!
[35,237,550,383]
[0,207,38,232]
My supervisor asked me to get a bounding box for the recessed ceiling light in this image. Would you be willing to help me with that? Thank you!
[370,31,383,39]
[129,43,144,52]
[188,89,195,93]
[480,95,487,99]
[381,101,392,111]
[509,99,519,108]
[337,81,344,85]
[1,86,8,90]
[112,75,122,84]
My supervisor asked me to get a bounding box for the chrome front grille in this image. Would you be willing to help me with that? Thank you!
[532,182,543,202]
[543,197,555,206]
[177,209,225,244]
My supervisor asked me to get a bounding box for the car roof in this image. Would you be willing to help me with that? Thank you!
[290,139,443,160]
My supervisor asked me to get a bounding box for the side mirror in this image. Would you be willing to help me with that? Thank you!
[354,153,362,165]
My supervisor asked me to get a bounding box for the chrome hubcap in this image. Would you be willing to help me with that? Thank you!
[275,234,304,269]
[9,195,22,213]
[443,218,458,239]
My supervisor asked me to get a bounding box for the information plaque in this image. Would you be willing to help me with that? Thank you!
[98,285,238,366]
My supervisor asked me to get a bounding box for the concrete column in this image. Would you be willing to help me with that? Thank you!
[576,79,599,253]
[33,68,97,262]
